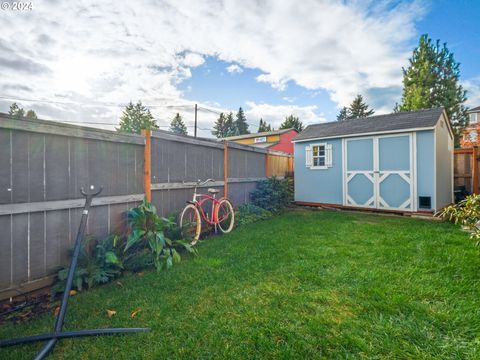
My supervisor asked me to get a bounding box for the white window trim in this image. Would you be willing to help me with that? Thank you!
[309,143,332,170]
[470,113,478,124]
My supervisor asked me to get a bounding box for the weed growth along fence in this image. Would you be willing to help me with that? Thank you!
[0,115,293,299]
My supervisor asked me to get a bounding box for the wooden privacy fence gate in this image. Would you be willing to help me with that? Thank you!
[454,147,478,195]
[0,115,293,299]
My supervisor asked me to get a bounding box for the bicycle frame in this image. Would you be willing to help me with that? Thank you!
[189,179,229,226]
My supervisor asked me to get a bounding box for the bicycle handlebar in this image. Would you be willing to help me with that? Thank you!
[197,178,214,186]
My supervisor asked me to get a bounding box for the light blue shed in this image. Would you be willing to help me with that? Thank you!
[293,108,453,213]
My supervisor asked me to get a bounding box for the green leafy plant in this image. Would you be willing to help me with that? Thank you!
[125,199,196,271]
[236,204,272,226]
[53,234,123,293]
[439,194,480,243]
[250,177,293,213]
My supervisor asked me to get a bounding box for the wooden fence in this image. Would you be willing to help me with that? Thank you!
[454,147,478,195]
[0,115,293,299]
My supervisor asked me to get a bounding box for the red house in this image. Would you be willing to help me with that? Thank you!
[223,128,298,154]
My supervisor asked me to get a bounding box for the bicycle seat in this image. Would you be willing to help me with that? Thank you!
[208,188,219,194]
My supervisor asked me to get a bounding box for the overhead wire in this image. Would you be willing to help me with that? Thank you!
[0,94,261,131]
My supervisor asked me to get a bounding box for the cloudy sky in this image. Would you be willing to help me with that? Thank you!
[0,0,479,137]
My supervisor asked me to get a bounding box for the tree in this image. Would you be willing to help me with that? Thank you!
[348,94,374,118]
[117,101,158,134]
[396,34,467,133]
[8,103,37,119]
[225,112,235,136]
[169,113,187,135]
[25,110,37,119]
[336,107,349,121]
[234,107,249,135]
[280,115,304,132]
[212,113,229,138]
[258,118,272,132]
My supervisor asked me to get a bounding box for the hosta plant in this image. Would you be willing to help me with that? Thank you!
[53,234,123,293]
[125,199,196,271]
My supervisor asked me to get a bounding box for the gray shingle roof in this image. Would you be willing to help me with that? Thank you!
[468,106,480,113]
[293,108,444,142]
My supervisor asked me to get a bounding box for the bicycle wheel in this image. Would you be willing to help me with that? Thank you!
[215,199,234,234]
[179,204,201,245]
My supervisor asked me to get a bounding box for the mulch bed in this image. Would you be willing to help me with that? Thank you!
[0,291,56,325]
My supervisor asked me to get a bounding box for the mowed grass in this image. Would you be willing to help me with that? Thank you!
[1,209,479,359]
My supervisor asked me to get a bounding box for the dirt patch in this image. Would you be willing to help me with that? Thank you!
[0,291,56,325]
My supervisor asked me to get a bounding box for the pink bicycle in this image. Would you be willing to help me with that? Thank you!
[179,179,235,244]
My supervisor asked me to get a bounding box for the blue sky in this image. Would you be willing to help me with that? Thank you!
[0,0,479,136]
[179,0,480,130]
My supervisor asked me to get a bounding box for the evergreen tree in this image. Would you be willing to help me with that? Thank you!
[212,112,231,138]
[280,115,304,132]
[234,107,249,135]
[397,34,467,133]
[258,118,272,132]
[225,112,236,136]
[336,107,349,121]
[25,109,37,119]
[8,103,37,119]
[348,95,375,118]
[117,101,158,134]
[169,113,187,135]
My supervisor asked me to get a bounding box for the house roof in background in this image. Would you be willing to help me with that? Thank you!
[467,106,480,113]
[250,141,279,148]
[293,108,445,142]
[222,128,296,141]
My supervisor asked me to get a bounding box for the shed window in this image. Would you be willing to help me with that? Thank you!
[305,143,332,169]
[470,113,478,124]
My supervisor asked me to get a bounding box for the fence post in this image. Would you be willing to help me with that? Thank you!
[473,146,478,195]
[265,152,270,177]
[288,156,293,176]
[223,140,228,197]
[141,129,152,202]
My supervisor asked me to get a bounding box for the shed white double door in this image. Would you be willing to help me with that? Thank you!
[343,134,415,211]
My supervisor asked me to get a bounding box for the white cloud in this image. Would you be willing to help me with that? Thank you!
[226,64,243,74]
[463,79,480,108]
[245,101,325,129]
[0,0,427,136]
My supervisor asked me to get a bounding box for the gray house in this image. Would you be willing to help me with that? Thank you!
[293,108,453,213]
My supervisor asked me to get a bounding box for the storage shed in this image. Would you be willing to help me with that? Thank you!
[293,108,453,213]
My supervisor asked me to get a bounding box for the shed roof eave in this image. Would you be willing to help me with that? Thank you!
[291,126,437,143]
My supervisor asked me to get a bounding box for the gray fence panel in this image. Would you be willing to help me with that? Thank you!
[29,212,46,280]
[69,137,90,199]
[12,213,28,284]
[87,205,109,239]
[110,203,128,234]
[0,215,11,288]
[45,209,70,274]
[0,130,11,204]
[11,132,29,203]
[28,133,45,202]
[45,134,70,201]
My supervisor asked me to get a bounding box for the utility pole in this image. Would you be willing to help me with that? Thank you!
[194,103,198,137]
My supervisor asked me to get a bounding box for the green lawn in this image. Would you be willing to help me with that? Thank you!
[1,209,479,359]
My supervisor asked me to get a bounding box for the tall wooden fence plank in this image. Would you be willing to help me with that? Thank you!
[0,129,11,204]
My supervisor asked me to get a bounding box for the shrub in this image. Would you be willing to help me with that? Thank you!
[440,194,480,243]
[54,200,196,293]
[236,204,272,226]
[250,177,293,213]
[125,199,196,271]
[53,234,123,293]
